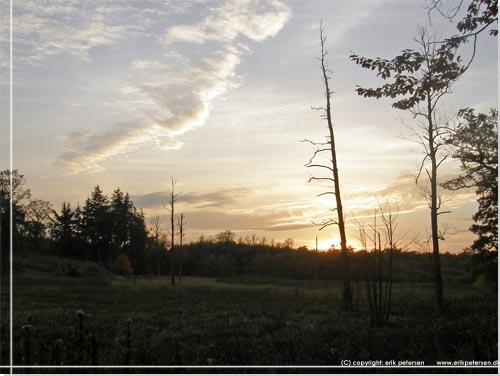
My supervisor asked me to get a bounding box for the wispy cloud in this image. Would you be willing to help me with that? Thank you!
[339,174,476,224]
[163,0,291,45]
[132,187,251,209]
[131,182,315,234]
[0,0,9,72]
[50,0,291,173]
[164,209,290,232]
[11,0,189,63]
[257,222,314,232]
[55,46,241,172]
[55,122,183,174]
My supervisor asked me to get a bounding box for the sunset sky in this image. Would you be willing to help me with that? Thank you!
[0,0,497,251]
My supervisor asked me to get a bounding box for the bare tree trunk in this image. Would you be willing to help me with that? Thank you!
[383,213,394,322]
[156,245,160,277]
[319,25,352,310]
[370,213,379,323]
[166,179,178,287]
[178,240,182,283]
[427,95,444,314]
[170,201,175,286]
[377,232,382,320]
[361,205,400,325]
[177,213,185,283]
[149,215,162,277]
[350,27,456,315]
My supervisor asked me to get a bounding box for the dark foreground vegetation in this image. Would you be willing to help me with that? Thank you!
[1,254,496,369]
[0,156,497,370]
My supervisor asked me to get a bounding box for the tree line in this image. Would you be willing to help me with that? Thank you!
[0,173,148,273]
[0,169,494,282]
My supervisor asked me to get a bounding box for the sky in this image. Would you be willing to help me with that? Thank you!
[0,0,497,252]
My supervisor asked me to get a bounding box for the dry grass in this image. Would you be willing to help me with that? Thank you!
[4,259,497,367]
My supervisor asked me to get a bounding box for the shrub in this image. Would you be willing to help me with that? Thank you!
[79,260,101,276]
[473,273,497,290]
[115,254,134,276]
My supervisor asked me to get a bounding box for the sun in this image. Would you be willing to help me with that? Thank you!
[313,237,363,251]
[316,238,339,251]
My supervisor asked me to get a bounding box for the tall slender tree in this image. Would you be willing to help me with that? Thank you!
[110,189,134,258]
[350,27,465,313]
[128,207,148,274]
[81,185,111,265]
[149,215,162,276]
[164,178,178,287]
[52,202,77,257]
[304,23,352,310]
[177,213,185,283]
[0,170,31,264]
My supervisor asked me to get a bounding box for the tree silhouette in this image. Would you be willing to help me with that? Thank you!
[303,22,352,310]
[365,203,408,325]
[215,230,235,244]
[350,27,465,314]
[127,208,147,274]
[24,199,53,252]
[177,213,185,283]
[149,215,163,276]
[443,108,498,260]
[428,0,497,37]
[52,202,78,257]
[0,170,31,265]
[164,178,178,287]
[427,0,497,71]
[110,189,132,257]
[81,185,111,265]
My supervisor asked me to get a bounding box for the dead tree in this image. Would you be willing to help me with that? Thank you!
[379,205,395,324]
[149,215,162,277]
[164,178,178,287]
[303,22,352,310]
[363,210,383,325]
[177,213,185,283]
[366,207,392,325]
[356,203,416,325]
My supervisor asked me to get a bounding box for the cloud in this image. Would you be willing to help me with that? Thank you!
[55,46,241,172]
[55,122,183,174]
[339,174,476,224]
[0,0,10,72]
[257,222,314,232]
[168,210,285,232]
[132,187,251,209]
[163,0,291,45]
[132,185,312,234]
[51,0,290,173]
[10,0,191,63]
[13,3,129,62]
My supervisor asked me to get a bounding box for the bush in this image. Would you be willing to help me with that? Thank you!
[13,255,109,278]
[79,260,101,276]
[115,254,134,276]
[473,273,497,290]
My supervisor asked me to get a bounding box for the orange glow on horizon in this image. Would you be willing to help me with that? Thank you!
[317,238,337,251]
[312,238,363,252]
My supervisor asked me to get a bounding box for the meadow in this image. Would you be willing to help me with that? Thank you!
[2,255,497,371]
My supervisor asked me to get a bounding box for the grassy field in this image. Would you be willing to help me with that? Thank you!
[2,256,498,368]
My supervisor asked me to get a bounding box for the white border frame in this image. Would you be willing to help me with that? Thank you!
[4,0,499,374]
